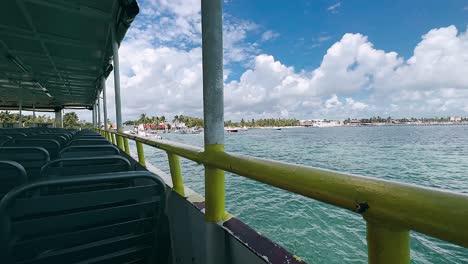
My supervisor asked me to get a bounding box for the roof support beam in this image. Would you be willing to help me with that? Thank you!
[201,1,226,264]
[19,100,23,128]
[92,104,96,127]
[54,108,63,128]
[102,77,108,129]
[97,95,101,128]
[111,25,122,131]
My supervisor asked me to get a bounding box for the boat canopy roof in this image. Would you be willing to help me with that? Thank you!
[0,0,139,111]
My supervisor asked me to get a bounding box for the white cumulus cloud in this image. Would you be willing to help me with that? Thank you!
[97,7,468,122]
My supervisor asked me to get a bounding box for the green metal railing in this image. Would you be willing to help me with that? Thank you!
[97,129,468,264]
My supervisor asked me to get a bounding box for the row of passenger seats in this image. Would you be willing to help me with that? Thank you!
[0,128,169,263]
[0,128,130,184]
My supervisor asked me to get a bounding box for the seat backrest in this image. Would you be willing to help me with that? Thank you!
[38,132,73,141]
[0,135,13,146]
[0,147,50,180]
[60,145,120,158]
[68,139,111,146]
[0,133,27,139]
[0,171,166,264]
[0,161,27,198]
[29,134,68,148]
[6,139,60,160]
[40,155,132,177]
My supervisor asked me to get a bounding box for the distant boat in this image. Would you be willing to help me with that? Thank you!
[225,127,239,132]
[275,128,282,130]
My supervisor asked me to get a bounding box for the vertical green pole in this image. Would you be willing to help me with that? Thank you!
[136,141,146,167]
[111,132,115,144]
[116,134,124,150]
[366,220,410,264]
[123,137,130,155]
[167,152,185,196]
[202,0,225,223]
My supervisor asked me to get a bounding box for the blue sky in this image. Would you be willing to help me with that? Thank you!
[80,0,468,122]
[225,0,468,77]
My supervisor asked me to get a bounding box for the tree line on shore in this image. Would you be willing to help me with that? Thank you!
[123,113,299,128]
[344,116,468,124]
[3,110,465,130]
[0,111,55,127]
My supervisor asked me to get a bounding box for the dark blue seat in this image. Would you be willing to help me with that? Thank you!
[0,132,27,139]
[68,139,111,146]
[40,156,132,177]
[5,139,61,160]
[0,135,12,146]
[0,160,27,198]
[0,171,166,264]
[0,147,50,180]
[60,145,120,158]
[29,134,68,148]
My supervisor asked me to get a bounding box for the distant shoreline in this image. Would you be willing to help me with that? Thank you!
[245,122,468,129]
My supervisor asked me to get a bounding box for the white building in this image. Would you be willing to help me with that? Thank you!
[450,116,462,122]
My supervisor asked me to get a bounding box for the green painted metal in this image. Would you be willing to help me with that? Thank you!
[111,132,116,145]
[116,134,124,151]
[0,1,139,110]
[112,131,468,249]
[204,145,226,222]
[136,141,146,167]
[123,137,130,155]
[367,220,410,264]
[167,153,185,196]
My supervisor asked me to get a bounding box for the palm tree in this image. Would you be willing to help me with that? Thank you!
[138,113,148,125]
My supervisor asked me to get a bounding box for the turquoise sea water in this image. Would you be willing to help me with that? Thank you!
[132,126,468,263]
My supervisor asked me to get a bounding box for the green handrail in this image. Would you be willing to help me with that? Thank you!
[103,129,468,263]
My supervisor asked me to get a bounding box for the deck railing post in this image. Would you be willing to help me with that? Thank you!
[116,134,124,150]
[123,137,130,155]
[201,0,225,262]
[111,132,116,145]
[167,153,185,196]
[136,141,146,167]
[366,220,410,264]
